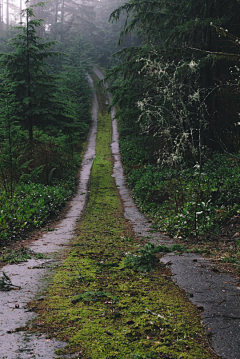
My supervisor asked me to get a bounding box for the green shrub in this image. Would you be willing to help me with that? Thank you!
[0,180,75,242]
[124,243,160,272]
[119,134,240,239]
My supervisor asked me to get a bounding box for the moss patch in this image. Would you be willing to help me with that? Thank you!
[31,93,216,359]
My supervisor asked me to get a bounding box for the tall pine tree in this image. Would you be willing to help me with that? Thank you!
[0,1,75,143]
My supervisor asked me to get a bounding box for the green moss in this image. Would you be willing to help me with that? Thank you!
[31,90,214,359]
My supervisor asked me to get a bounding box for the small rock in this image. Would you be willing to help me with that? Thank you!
[15,304,19,309]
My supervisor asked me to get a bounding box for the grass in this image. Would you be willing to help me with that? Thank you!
[30,89,216,359]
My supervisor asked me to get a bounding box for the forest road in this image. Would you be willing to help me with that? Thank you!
[93,68,240,359]
[0,70,239,359]
[0,75,98,359]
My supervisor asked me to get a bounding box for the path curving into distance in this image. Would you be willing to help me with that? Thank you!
[0,75,98,359]
[93,68,240,359]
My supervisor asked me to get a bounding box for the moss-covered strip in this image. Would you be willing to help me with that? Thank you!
[32,98,216,358]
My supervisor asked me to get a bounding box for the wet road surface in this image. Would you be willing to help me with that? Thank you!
[161,253,240,359]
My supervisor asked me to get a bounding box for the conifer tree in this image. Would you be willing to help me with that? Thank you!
[0,76,22,197]
[0,1,75,143]
[108,0,240,157]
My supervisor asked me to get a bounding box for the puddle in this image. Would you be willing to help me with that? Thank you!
[93,68,240,359]
[0,75,98,359]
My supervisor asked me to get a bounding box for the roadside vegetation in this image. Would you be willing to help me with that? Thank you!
[0,3,91,243]
[120,138,240,240]
[119,138,240,273]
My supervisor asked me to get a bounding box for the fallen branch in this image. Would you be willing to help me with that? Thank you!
[0,271,21,291]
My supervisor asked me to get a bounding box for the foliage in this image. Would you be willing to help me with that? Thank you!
[0,78,26,197]
[221,257,239,264]
[0,180,75,242]
[124,243,188,272]
[106,0,240,241]
[124,243,160,272]
[0,3,71,142]
[0,247,45,264]
[0,247,31,263]
[120,133,240,239]
[107,0,240,166]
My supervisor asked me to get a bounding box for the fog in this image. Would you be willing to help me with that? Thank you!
[0,0,104,26]
[0,0,134,69]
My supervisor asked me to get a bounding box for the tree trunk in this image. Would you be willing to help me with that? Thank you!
[60,0,65,41]
[20,0,22,23]
[6,0,9,26]
[0,0,2,29]
[55,0,59,23]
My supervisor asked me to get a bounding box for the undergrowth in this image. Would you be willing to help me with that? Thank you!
[120,136,240,240]
[0,247,45,264]
[0,179,75,242]
[31,98,215,358]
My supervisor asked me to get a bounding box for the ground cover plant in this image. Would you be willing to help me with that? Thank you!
[0,180,75,242]
[30,91,216,359]
[0,246,45,264]
[120,137,240,239]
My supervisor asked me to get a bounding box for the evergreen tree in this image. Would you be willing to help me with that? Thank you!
[108,0,240,160]
[0,76,23,197]
[0,1,75,143]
